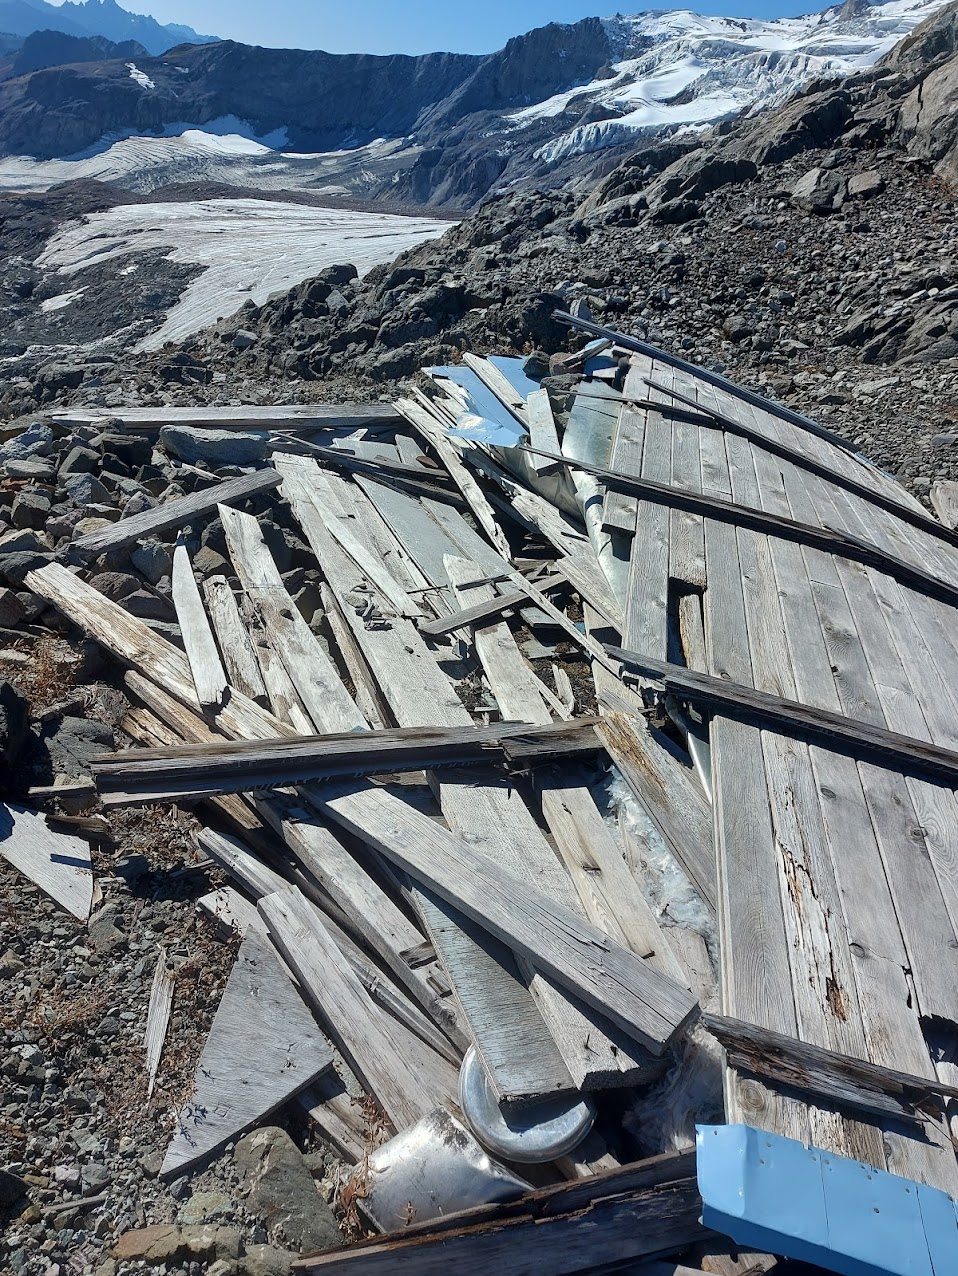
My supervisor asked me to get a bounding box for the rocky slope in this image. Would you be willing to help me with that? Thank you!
[12,0,956,507]
[0,0,947,210]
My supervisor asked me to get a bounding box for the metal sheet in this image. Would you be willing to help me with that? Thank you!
[360,1108,530,1233]
[459,1045,595,1163]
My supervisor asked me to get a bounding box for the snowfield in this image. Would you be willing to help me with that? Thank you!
[36,199,452,350]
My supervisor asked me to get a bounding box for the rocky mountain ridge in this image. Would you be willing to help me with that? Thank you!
[0,0,948,210]
[0,0,216,55]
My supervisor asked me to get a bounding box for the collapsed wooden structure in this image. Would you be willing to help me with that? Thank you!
[12,318,958,1272]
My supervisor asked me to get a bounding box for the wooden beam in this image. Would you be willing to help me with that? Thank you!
[417,574,565,637]
[292,1178,704,1275]
[144,948,174,1102]
[525,389,562,477]
[48,403,401,431]
[642,376,958,550]
[202,576,268,704]
[931,481,958,530]
[606,645,958,787]
[91,719,603,803]
[702,1012,958,1122]
[526,446,958,612]
[69,468,281,560]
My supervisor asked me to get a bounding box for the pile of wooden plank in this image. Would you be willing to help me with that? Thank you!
[15,323,958,1273]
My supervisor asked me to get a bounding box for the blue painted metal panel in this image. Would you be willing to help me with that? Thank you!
[697,1125,958,1276]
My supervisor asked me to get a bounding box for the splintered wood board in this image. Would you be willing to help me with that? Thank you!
[0,803,94,920]
[162,931,334,1177]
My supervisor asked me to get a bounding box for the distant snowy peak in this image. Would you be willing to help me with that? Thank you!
[522,0,948,164]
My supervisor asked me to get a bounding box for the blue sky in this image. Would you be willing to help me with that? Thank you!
[54,1,821,54]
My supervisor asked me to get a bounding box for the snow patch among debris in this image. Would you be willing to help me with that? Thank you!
[37,198,452,350]
[127,63,156,91]
[39,288,86,313]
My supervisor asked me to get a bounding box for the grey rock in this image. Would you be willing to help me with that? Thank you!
[10,490,51,530]
[80,1163,111,1196]
[241,1244,294,1276]
[131,540,173,585]
[234,1127,340,1253]
[178,1189,233,1225]
[722,314,755,343]
[232,329,258,351]
[847,170,885,198]
[4,458,56,482]
[790,166,846,213]
[159,426,269,468]
[0,1168,27,1206]
[58,446,100,478]
[0,587,25,627]
[43,716,114,778]
[121,589,175,621]
[61,472,112,507]
[0,527,47,556]
[0,422,54,465]
[0,680,29,767]
[87,572,141,602]
[0,549,52,587]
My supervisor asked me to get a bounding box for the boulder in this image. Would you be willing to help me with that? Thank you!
[0,422,54,466]
[159,426,269,468]
[234,1127,340,1254]
[847,170,885,198]
[791,166,846,213]
[58,445,100,478]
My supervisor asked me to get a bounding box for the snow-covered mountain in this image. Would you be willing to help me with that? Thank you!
[0,0,947,208]
[519,0,947,164]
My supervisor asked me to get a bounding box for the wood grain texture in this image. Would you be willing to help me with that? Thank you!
[171,540,229,711]
[162,930,334,1177]
[314,778,697,1054]
[0,802,94,920]
[202,575,268,704]
[259,889,457,1131]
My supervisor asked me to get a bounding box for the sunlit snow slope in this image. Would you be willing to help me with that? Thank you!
[521,0,947,163]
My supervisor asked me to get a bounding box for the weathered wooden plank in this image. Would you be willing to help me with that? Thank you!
[292,1179,704,1275]
[396,399,512,558]
[319,583,391,730]
[417,575,564,637]
[161,930,334,1177]
[275,453,581,1103]
[144,948,175,1102]
[645,374,958,550]
[0,803,94,920]
[201,576,268,704]
[197,830,462,1064]
[91,718,602,802]
[593,708,715,915]
[219,505,365,734]
[259,889,457,1131]
[314,779,697,1054]
[606,647,958,786]
[703,1013,958,1118]
[931,481,958,530]
[70,468,281,559]
[171,540,229,711]
[525,389,562,477]
[49,403,401,430]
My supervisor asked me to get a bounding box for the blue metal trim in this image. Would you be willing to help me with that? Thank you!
[696,1125,958,1276]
